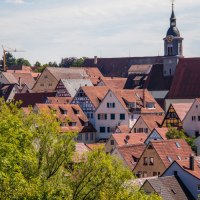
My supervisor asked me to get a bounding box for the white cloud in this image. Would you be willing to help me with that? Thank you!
[0,0,200,64]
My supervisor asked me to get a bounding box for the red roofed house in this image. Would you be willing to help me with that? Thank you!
[131,115,164,135]
[105,133,147,153]
[34,103,96,144]
[144,127,168,145]
[111,143,146,170]
[162,155,200,200]
[162,103,192,129]
[133,139,194,178]
[95,89,164,141]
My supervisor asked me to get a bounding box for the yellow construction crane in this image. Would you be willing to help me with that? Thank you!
[2,45,24,72]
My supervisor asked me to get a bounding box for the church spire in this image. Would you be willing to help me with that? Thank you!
[170,1,176,27]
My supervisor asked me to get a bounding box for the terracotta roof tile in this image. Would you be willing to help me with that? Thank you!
[115,125,130,133]
[168,58,200,99]
[112,133,147,146]
[171,103,192,121]
[46,97,72,104]
[80,86,109,108]
[116,143,146,170]
[154,127,168,140]
[151,139,194,167]
[100,77,127,89]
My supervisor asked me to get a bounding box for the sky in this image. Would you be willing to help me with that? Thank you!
[0,0,200,65]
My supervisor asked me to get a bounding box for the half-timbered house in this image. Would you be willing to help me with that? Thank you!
[162,103,192,128]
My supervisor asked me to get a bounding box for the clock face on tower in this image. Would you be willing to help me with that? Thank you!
[167,35,173,43]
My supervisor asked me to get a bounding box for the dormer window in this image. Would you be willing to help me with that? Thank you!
[128,102,136,108]
[146,102,155,109]
[69,122,76,127]
[59,107,67,114]
[84,122,89,126]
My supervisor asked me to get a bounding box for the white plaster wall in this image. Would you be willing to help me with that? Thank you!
[183,100,200,137]
[95,90,128,140]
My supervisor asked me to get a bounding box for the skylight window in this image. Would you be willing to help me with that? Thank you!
[175,142,181,148]
[167,156,173,163]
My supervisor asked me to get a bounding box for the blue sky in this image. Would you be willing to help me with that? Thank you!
[0,0,200,65]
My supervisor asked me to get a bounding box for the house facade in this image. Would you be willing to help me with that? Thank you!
[183,98,200,137]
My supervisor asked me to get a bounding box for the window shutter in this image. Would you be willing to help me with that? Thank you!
[98,114,100,120]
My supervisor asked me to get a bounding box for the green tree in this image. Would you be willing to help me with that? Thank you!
[16,58,31,67]
[34,61,41,67]
[72,57,86,67]
[70,149,161,200]
[5,52,16,68]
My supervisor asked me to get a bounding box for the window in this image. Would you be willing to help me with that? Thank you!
[69,122,76,127]
[77,133,82,141]
[90,133,94,140]
[143,171,147,178]
[85,133,88,141]
[138,128,143,133]
[120,114,125,120]
[143,157,148,165]
[91,113,93,119]
[197,184,200,191]
[167,156,173,163]
[158,172,161,176]
[144,128,148,133]
[98,113,107,120]
[107,102,115,108]
[110,114,115,120]
[146,102,155,109]
[110,140,114,145]
[137,171,142,178]
[149,157,154,165]
[134,128,137,133]
[192,116,196,121]
[44,75,48,78]
[100,127,105,133]
[107,127,111,133]
[198,116,200,121]
[84,122,89,126]
[153,172,157,176]
[175,142,181,148]
[195,131,200,137]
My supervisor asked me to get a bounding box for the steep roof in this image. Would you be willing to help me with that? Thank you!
[35,103,95,133]
[143,176,194,200]
[145,64,173,91]
[14,92,56,107]
[46,97,72,104]
[80,86,109,108]
[154,128,168,140]
[83,56,164,77]
[113,89,164,114]
[140,115,164,131]
[0,84,19,101]
[128,64,152,74]
[100,77,127,89]
[115,143,146,170]
[168,58,200,99]
[60,79,93,97]
[151,139,193,167]
[1,72,18,84]
[175,159,200,180]
[172,103,192,121]
[112,133,147,146]
[115,125,130,133]
[12,73,36,89]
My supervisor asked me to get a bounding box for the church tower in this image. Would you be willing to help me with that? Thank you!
[163,2,183,76]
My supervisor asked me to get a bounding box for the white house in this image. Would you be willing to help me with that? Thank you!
[95,89,164,140]
[183,98,200,137]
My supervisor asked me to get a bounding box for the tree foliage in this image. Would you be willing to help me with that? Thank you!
[60,57,86,68]
[0,100,161,199]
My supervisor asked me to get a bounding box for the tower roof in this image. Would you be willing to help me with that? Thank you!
[166,2,180,37]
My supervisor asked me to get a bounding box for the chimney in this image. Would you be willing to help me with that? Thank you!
[94,56,98,65]
[143,89,146,108]
[18,77,22,88]
[190,154,194,171]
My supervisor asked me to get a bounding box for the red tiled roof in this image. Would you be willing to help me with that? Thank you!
[151,139,194,167]
[172,103,192,121]
[100,77,127,89]
[113,89,164,114]
[115,125,130,133]
[46,97,72,104]
[175,159,200,180]
[168,58,200,99]
[35,103,95,133]
[116,143,146,170]
[154,127,168,140]
[142,115,164,130]
[112,133,147,146]
[81,86,109,108]
[14,92,56,107]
